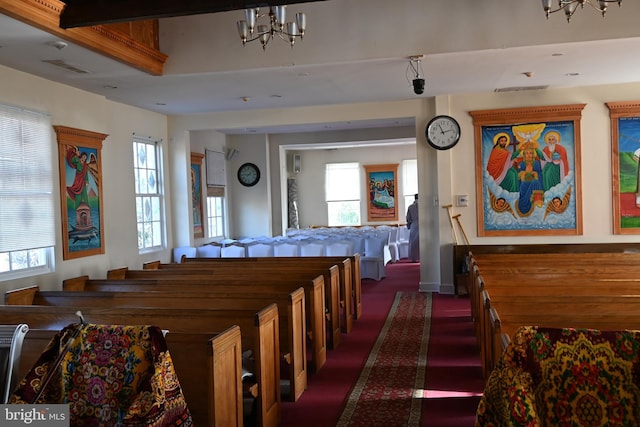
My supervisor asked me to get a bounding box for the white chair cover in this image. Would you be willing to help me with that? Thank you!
[173,246,196,263]
[325,240,353,256]
[360,234,388,280]
[221,244,246,258]
[300,241,326,256]
[387,227,399,263]
[397,225,409,259]
[246,242,274,257]
[196,244,221,258]
[273,242,300,257]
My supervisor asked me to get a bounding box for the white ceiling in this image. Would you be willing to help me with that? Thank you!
[0,0,639,133]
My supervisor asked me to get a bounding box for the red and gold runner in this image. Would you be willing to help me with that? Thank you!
[337,291,432,426]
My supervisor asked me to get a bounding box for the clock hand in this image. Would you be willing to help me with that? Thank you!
[438,124,445,135]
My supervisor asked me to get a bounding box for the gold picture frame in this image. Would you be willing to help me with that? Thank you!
[55,125,108,260]
[191,152,205,239]
[469,104,585,237]
[364,163,398,222]
[606,101,640,234]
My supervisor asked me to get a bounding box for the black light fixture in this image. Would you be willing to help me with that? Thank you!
[408,55,425,95]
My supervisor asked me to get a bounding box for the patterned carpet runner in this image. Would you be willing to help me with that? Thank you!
[336,291,432,426]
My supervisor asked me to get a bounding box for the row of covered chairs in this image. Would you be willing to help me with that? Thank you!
[173,225,404,280]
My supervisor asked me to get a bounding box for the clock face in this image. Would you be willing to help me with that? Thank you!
[426,115,461,150]
[237,163,260,187]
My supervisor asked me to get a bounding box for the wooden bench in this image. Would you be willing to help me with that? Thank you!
[177,254,363,320]
[468,251,640,377]
[0,304,280,427]
[109,264,342,351]
[142,260,345,342]
[168,255,359,330]
[7,283,307,403]
[66,273,327,373]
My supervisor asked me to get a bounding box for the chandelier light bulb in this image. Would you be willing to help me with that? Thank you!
[237,5,307,50]
[541,0,621,22]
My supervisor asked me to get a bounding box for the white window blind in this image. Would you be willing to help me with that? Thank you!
[0,105,55,252]
[206,149,226,187]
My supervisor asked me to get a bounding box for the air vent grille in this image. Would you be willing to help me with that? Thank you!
[494,85,548,93]
[42,59,90,74]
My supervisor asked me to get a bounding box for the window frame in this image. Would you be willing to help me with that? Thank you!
[325,162,361,226]
[133,136,166,253]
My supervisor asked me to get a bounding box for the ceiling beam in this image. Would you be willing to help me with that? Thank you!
[59,0,324,28]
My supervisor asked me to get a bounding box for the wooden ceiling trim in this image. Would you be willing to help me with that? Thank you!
[59,0,326,28]
[0,0,167,75]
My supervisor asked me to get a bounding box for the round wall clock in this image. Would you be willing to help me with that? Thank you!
[237,162,260,187]
[425,115,461,150]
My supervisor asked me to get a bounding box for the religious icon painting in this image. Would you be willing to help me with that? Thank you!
[469,104,585,237]
[364,164,399,222]
[607,101,640,234]
[54,125,108,260]
[191,152,205,239]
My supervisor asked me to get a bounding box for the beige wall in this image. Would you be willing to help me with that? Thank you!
[2,61,640,295]
[0,64,171,293]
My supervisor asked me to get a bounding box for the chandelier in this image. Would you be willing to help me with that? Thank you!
[541,0,622,22]
[237,6,306,50]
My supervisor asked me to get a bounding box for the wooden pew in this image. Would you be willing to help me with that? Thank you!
[177,254,363,320]
[141,260,344,343]
[14,326,244,427]
[170,256,357,331]
[109,264,342,351]
[61,274,327,374]
[469,251,640,378]
[480,291,640,377]
[7,284,307,403]
[0,304,280,427]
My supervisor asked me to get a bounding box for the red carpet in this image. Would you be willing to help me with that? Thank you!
[279,261,484,426]
[336,292,431,426]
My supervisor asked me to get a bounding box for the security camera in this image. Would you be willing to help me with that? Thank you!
[412,78,425,95]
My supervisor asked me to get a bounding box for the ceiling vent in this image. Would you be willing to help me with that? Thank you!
[494,85,548,93]
[41,59,90,74]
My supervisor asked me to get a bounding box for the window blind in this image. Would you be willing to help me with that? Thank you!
[0,105,55,252]
[205,149,226,187]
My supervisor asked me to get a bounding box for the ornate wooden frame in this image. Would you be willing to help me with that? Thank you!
[191,152,205,238]
[364,163,398,222]
[55,125,108,260]
[469,104,585,237]
[0,0,166,75]
[606,101,640,234]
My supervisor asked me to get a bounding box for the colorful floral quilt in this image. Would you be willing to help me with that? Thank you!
[476,326,640,426]
[9,323,193,426]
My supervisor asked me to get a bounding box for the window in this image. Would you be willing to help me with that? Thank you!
[326,162,360,226]
[206,195,225,238]
[402,159,418,209]
[205,150,227,239]
[133,137,165,251]
[0,104,55,279]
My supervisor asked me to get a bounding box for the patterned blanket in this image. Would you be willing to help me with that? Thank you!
[476,326,640,426]
[9,323,193,426]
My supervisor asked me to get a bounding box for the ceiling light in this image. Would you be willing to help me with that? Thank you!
[541,0,622,22]
[237,6,306,50]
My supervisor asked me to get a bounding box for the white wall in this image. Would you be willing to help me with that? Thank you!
[4,60,640,295]
[447,84,640,247]
[289,144,417,228]
[0,64,170,293]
